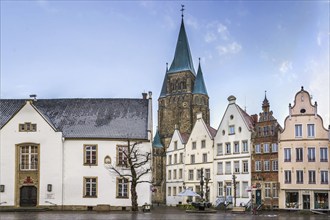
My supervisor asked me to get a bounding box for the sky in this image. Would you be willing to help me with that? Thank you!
[1,1,329,130]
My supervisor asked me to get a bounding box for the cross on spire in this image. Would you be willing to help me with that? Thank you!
[181,5,185,18]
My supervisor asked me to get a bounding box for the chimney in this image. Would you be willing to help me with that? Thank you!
[142,92,148,99]
[29,94,37,101]
[148,91,152,99]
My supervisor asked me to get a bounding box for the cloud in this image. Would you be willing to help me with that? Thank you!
[205,32,217,43]
[186,17,199,29]
[317,31,324,46]
[217,42,242,56]
[217,23,229,40]
[35,0,58,13]
[279,61,293,74]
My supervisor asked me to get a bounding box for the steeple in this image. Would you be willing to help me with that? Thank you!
[167,16,195,75]
[159,63,168,98]
[262,90,270,112]
[152,129,163,148]
[193,58,208,95]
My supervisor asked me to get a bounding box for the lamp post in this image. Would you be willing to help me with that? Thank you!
[224,184,227,212]
[200,168,204,201]
[232,174,237,207]
[205,177,210,202]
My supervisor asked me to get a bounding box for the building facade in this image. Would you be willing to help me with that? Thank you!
[278,87,329,210]
[165,126,188,206]
[251,93,282,209]
[0,94,153,210]
[183,113,216,204]
[213,96,255,207]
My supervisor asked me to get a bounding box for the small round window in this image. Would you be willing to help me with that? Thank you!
[222,130,225,135]
[230,115,234,120]
[238,127,242,133]
[300,108,306,114]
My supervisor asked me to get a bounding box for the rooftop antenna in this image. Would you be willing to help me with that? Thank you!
[244,96,247,112]
[181,4,185,18]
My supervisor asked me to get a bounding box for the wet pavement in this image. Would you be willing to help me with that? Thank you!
[0,206,329,220]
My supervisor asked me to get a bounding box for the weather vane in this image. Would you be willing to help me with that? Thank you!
[181,5,185,18]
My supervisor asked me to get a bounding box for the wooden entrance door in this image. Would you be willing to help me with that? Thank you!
[20,186,37,207]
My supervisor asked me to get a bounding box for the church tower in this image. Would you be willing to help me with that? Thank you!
[158,12,210,149]
[152,8,210,204]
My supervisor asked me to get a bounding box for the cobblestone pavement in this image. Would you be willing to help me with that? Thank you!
[0,206,329,220]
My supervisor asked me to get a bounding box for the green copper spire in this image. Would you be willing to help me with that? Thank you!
[168,17,195,75]
[152,129,163,148]
[159,63,168,98]
[193,59,208,95]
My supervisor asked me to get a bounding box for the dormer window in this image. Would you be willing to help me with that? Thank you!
[19,123,37,132]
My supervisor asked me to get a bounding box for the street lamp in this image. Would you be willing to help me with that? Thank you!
[204,177,211,202]
[200,168,204,200]
[232,174,237,207]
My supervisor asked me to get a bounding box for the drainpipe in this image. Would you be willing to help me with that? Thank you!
[61,136,65,210]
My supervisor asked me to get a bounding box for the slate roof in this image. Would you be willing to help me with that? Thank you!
[0,98,149,139]
[159,66,168,98]
[167,18,195,75]
[206,125,217,138]
[193,61,208,95]
[237,105,255,131]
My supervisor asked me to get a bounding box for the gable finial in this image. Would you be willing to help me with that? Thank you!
[181,4,185,18]
[265,90,267,98]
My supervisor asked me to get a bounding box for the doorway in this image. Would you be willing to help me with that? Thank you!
[20,186,37,207]
[303,195,310,209]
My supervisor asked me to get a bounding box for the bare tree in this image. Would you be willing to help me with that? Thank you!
[106,140,151,211]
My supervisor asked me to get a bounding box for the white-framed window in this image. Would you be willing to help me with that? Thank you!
[225,161,231,174]
[321,171,329,184]
[255,161,261,171]
[264,160,270,171]
[217,162,223,175]
[205,169,211,179]
[307,124,315,137]
[271,143,278,152]
[308,147,316,162]
[242,140,249,153]
[235,182,240,198]
[188,170,194,180]
[296,170,303,184]
[173,169,177,179]
[265,183,271,198]
[174,154,177,164]
[284,170,291,184]
[179,153,183,163]
[202,153,207,163]
[320,148,328,162]
[168,187,171,196]
[308,170,316,184]
[197,169,201,180]
[218,182,223,197]
[272,160,278,171]
[174,141,178,150]
[179,169,183,179]
[242,160,248,173]
[295,124,302,137]
[192,141,196,150]
[173,186,177,196]
[242,181,249,198]
[263,143,270,153]
[229,125,235,135]
[255,144,261,154]
[168,170,172,180]
[272,183,278,198]
[190,154,195,164]
[19,122,37,132]
[84,145,97,165]
[217,143,223,155]
[234,142,240,153]
[234,161,240,173]
[168,155,172,165]
[284,148,291,162]
[201,140,206,148]
[20,145,38,171]
[117,145,128,167]
[226,182,232,196]
[117,177,128,198]
[84,177,97,198]
[263,126,269,136]
[226,143,231,154]
[296,148,303,162]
